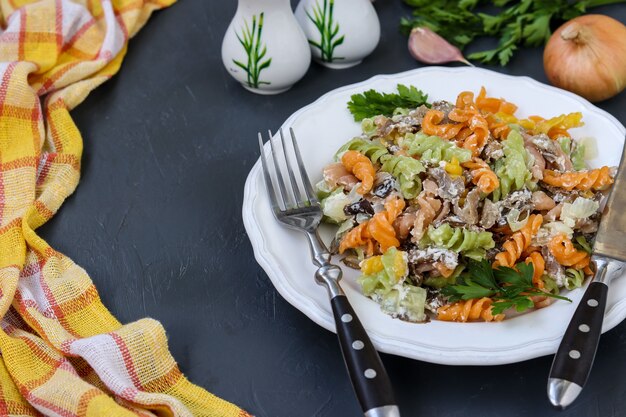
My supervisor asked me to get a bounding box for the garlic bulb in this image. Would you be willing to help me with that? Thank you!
[408,27,471,66]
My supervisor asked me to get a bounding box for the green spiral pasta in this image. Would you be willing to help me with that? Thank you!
[419,223,495,260]
[335,137,388,163]
[357,248,427,322]
[335,138,424,199]
[358,247,407,296]
[379,284,427,322]
[492,130,534,201]
[542,275,560,295]
[360,117,377,137]
[557,137,587,171]
[393,107,410,117]
[401,132,472,164]
[380,154,424,199]
[564,268,585,290]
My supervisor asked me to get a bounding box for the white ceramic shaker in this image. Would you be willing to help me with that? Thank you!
[295,0,381,69]
[222,0,311,94]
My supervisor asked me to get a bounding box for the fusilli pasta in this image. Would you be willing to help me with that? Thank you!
[437,297,505,322]
[525,251,545,289]
[380,155,424,199]
[462,158,499,194]
[369,197,406,253]
[412,192,442,242]
[476,86,517,115]
[339,222,374,256]
[421,110,464,140]
[402,133,472,163]
[337,137,388,163]
[341,150,376,195]
[494,214,543,268]
[420,223,495,260]
[548,234,590,270]
[493,130,533,200]
[542,167,614,191]
[449,108,489,156]
[485,113,511,140]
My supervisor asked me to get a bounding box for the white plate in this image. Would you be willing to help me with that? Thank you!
[242,67,626,365]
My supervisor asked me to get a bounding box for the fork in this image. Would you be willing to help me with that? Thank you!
[258,128,400,417]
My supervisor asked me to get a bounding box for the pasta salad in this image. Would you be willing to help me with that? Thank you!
[318,86,615,323]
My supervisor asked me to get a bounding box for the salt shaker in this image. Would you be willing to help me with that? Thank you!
[295,0,380,69]
[222,0,311,94]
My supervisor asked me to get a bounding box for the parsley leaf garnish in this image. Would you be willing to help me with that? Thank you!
[347,84,430,122]
[441,260,572,315]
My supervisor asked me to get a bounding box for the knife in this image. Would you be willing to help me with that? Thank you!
[547,145,626,409]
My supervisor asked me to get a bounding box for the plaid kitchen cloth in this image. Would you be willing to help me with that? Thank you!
[0,1,251,416]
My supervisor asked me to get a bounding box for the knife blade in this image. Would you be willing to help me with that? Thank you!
[548,143,626,409]
[594,148,626,262]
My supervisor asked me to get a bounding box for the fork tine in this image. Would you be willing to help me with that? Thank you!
[289,127,318,204]
[280,128,303,207]
[268,129,290,209]
[258,133,280,214]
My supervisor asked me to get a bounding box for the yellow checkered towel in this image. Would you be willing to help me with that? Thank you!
[0,1,251,416]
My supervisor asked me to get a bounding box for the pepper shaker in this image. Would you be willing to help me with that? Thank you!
[222,0,311,94]
[295,0,380,69]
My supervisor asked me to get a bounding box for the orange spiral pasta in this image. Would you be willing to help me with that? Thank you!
[448,107,489,156]
[548,234,590,270]
[542,167,613,191]
[339,222,374,256]
[493,214,543,268]
[437,297,505,322]
[485,113,511,140]
[462,111,489,156]
[421,110,464,139]
[434,262,455,278]
[476,86,518,115]
[368,197,406,252]
[448,107,472,123]
[525,251,545,289]
[547,126,570,140]
[532,295,554,309]
[341,150,376,195]
[455,91,476,110]
[462,158,499,194]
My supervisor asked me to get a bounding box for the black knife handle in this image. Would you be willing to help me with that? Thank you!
[549,281,607,387]
[330,295,399,416]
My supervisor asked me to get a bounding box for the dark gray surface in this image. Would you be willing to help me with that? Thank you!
[40,1,626,416]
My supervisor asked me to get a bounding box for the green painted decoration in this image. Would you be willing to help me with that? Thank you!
[233,12,272,89]
[306,0,345,62]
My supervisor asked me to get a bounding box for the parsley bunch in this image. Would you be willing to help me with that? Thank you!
[347,84,430,122]
[401,0,626,66]
[442,260,572,315]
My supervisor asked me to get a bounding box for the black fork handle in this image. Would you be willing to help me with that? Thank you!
[331,294,400,417]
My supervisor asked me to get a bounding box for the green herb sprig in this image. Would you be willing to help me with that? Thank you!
[401,0,626,66]
[442,260,572,315]
[347,84,430,122]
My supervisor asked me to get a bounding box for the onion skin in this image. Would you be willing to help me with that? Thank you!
[544,14,626,102]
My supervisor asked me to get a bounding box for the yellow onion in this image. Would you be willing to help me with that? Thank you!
[544,14,626,102]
